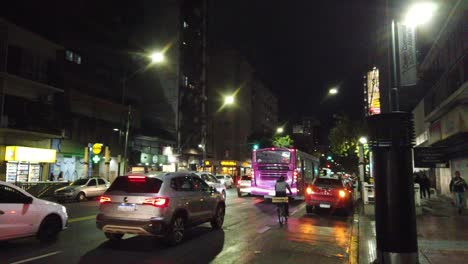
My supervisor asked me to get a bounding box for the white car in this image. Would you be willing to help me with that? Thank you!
[237,175,252,197]
[0,181,68,242]
[215,174,234,188]
[193,172,227,199]
[54,177,110,202]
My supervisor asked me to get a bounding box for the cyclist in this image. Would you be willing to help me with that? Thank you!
[275,175,292,216]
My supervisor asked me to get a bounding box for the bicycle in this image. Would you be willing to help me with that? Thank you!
[272,196,289,226]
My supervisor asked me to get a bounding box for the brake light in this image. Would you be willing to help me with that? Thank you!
[237,180,241,185]
[306,187,315,195]
[251,170,255,178]
[128,175,146,182]
[99,196,111,204]
[293,170,298,180]
[143,197,169,207]
[339,190,346,198]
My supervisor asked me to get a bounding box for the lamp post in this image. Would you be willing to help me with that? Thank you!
[121,50,165,173]
[276,127,284,134]
[328,87,339,95]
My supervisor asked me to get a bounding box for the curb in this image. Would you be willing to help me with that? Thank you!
[349,212,359,264]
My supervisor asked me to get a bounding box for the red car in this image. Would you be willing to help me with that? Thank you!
[305,177,353,215]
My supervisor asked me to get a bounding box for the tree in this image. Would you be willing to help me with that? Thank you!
[272,135,294,148]
[329,115,366,173]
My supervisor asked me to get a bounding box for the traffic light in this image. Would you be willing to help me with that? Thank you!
[326,164,331,168]
[253,144,259,150]
[327,155,332,161]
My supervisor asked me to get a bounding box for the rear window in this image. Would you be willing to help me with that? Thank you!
[241,176,251,181]
[314,178,343,187]
[107,176,163,193]
[216,176,224,179]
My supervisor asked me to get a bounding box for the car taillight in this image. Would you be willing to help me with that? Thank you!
[143,197,169,207]
[306,187,315,195]
[237,180,241,185]
[339,190,346,198]
[293,170,298,180]
[251,170,255,178]
[99,196,111,204]
[128,175,146,182]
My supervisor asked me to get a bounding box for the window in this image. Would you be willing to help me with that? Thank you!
[192,177,209,192]
[0,185,27,203]
[66,50,73,62]
[207,174,218,183]
[183,76,189,87]
[171,176,193,191]
[183,21,189,28]
[87,179,97,186]
[71,179,89,186]
[314,178,343,187]
[97,179,106,185]
[107,176,163,193]
[65,50,82,65]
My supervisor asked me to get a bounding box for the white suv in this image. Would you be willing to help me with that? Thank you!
[193,172,227,199]
[0,181,68,242]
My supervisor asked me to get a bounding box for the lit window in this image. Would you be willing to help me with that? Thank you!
[184,76,189,87]
[75,55,82,64]
[66,50,73,61]
[183,21,189,28]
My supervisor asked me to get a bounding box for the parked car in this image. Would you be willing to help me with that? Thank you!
[193,172,227,199]
[54,177,110,202]
[0,181,68,242]
[96,172,226,246]
[237,175,252,197]
[305,177,353,215]
[215,174,234,188]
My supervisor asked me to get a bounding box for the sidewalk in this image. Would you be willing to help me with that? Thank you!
[356,195,468,264]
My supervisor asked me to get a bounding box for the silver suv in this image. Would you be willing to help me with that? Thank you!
[96,172,226,246]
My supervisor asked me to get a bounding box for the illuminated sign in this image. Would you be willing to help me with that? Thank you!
[5,146,57,163]
[204,161,211,166]
[92,143,103,155]
[220,160,237,167]
[367,68,381,116]
[92,155,101,164]
[242,162,250,167]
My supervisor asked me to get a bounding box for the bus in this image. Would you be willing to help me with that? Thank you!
[250,147,320,199]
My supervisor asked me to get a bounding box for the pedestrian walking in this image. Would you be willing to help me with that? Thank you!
[449,171,468,215]
[421,173,431,199]
[58,171,64,181]
[49,172,55,181]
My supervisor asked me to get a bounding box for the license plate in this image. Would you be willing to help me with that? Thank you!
[117,204,136,212]
[319,203,331,208]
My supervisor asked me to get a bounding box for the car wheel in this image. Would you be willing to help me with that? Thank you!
[164,215,185,246]
[211,204,225,229]
[37,215,62,243]
[306,205,313,214]
[77,192,86,202]
[105,232,124,241]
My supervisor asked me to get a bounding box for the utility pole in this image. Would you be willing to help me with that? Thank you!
[123,104,131,173]
[200,0,208,165]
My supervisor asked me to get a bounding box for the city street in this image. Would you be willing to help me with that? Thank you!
[0,189,352,264]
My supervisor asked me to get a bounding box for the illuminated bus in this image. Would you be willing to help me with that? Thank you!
[250,147,320,199]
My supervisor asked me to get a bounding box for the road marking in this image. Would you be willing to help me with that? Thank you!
[68,215,96,223]
[290,203,306,216]
[257,226,270,234]
[348,213,359,264]
[10,251,62,264]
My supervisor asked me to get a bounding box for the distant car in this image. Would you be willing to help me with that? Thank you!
[54,177,110,202]
[305,177,353,215]
[0,181,68,242]
[193,172,227,199]
[215,174,234,188]
[237,175,252,197]
[96,172,225,246]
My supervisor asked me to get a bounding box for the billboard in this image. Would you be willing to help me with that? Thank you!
[398,23,417,86]
[367,68,381,115]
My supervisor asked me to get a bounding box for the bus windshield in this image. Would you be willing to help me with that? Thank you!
[255,150,291,164]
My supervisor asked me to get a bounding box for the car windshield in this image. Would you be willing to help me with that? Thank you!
[107,176,163,193]
[216,176,224,179]
[70,179,89,186]
[314,178,343,187]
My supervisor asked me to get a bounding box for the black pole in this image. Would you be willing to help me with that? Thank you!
[391,19,400,112]
[368,112,418,264]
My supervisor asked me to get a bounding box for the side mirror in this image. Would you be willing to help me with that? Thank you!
[23,196,33,204]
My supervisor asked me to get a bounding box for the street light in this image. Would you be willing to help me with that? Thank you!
[329,87,338,95]
[276,127,284,134]
[359,137,368,145]
[224,95,234,105]
[404,2,437,27]
[149,51,165,64]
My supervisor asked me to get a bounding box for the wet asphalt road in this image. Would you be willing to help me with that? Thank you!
[0,189,352,264]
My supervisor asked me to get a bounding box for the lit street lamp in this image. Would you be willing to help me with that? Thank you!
[329,87,338,95]
[404,2,437,27]
[149,51,165,64]
[276,127,284,134]
[224,95,234,105]
[359,137,368,145]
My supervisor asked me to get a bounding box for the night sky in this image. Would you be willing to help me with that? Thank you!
[211,0,376,126]
[2,0,377,130]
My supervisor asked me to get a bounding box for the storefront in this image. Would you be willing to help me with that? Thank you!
[4,146,57,183]
[218,160,239,176]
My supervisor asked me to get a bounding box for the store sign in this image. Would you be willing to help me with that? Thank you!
[220,160,237,166]
[5,146,57,163]
[92,143,103,155]
[204,160,211,166]
[414,147,449,168]
[367,68,381,116]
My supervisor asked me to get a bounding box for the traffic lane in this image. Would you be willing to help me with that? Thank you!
[0,189,247,264]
